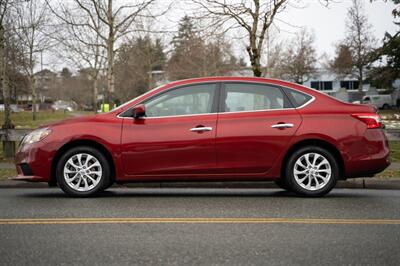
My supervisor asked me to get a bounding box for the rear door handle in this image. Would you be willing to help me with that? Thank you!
[190,127,213,132]
[271,123,294,129]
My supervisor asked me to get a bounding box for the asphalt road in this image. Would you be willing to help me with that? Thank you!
[1,188,400,266]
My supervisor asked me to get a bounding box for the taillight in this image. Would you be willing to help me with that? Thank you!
[351,113,383,129]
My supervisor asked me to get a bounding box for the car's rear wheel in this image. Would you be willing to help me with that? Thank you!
[285,146,338,197]
[56,146,110,197]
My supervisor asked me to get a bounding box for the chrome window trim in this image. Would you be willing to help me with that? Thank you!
[117,81,316,119]
[296,95,315,109]
[218,107,296,116]
[117,112,216,119]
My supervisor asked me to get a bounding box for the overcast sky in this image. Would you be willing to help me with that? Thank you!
[275,0,398,57]
[47,0,398,71]
[156,0,399,66]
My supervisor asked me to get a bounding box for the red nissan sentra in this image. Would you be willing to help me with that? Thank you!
[14,77,390,197]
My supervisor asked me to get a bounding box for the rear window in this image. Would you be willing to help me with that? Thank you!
[283,88,312,108]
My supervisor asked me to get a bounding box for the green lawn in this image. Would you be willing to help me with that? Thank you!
[378,109,400,116]
[374,169,400,179]
[0,110,92,129]
[389,141,400,163]
[0,169,16,181]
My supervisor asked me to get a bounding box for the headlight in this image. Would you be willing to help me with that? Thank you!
[22,128,52,145]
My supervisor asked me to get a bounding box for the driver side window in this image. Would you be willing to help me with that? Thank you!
[144,84,217,117]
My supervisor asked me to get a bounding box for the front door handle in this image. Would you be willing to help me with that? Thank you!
[271,123,294,129]
[190,126,213,132]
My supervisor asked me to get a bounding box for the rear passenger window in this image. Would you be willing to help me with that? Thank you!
[223,83,292,112]
[283,88,312,108]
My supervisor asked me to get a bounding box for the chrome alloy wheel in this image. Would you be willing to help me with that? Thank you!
[293,153,332,191]
[63,153,103,192]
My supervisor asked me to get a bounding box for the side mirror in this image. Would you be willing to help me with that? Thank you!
[132,104,146,118]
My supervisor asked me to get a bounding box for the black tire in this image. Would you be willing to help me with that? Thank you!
[383,103,390,110]
[56,146,111,197]
[104,178,114,190]
[285,146,339,197]
[274,179,292,191]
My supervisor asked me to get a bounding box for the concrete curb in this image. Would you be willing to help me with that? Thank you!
[1,179,400,190]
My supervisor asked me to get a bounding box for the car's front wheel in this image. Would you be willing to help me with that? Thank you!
[285,146,339,197]
[56,146,110,197]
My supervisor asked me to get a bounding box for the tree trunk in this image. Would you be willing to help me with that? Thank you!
[246,25,262,78]
[358,66,363,92]
[247,48,262,77]
[106,40,114,96]
[30,75,37,120]
[1,22,15,158]
[106,0,114,100]
[93,75,98,114]
[1,23,13,130]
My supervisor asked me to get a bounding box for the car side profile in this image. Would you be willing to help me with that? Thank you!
[14,77,390,197]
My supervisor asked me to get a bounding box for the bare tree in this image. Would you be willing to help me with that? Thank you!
[0,0,14,130]
[13,0,52,120]
[191,0,331,77]
[278,28,317,84]
[264,42,284,78]
[48,0,156,101]
[344,0,377,91]
[48,2,106,113]
[59,35,105,113]
[5,24,29,105]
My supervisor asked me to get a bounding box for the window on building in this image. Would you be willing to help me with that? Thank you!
[340,80,360,90]
[310,81,320,90]
[322,82,333,91]
[310,81,333,91]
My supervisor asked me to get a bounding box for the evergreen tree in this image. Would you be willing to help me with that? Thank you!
[114,36,166,101]
[168,16,239,80]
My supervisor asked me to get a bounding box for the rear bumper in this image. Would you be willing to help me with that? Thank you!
[346,155,390,178]
[344,129,391,178]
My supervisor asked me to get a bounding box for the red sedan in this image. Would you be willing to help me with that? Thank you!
[14,77,390,197]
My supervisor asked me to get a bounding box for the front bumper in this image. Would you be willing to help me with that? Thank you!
[13,141,59,183]
[13,174,47,182]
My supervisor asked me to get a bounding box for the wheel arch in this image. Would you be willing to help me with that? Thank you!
[281,138,345,180]
[50,139,116,185]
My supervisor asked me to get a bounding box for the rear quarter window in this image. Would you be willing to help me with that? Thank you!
[283,88,313,108]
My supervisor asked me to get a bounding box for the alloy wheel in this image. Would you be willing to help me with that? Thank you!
[63,153,103,192]
[293,152,332,191]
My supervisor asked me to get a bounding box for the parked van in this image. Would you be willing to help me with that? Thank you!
[362,95,393,109]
